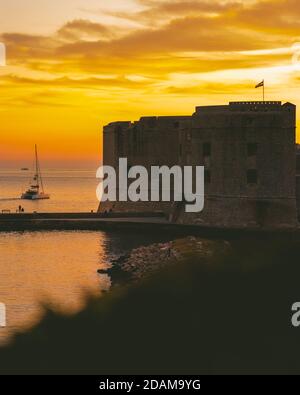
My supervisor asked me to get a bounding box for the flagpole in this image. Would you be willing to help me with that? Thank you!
[255,80,265,101]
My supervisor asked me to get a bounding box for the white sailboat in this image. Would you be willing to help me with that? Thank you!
[21,145,50,200]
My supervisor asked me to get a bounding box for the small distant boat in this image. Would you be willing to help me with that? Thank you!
[21,168,29,171]
[21,145,50,200]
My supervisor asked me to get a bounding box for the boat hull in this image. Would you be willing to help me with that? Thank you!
[20,145,50,200]
[21,194,50,200]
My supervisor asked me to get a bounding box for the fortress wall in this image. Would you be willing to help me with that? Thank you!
[99,102,298,229]
[175,197,297,229]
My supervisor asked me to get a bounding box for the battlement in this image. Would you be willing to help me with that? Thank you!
[230,101,282,105]
[195,101,287,115]
[229,101,283,111]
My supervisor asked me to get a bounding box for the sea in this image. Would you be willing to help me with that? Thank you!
[0,169,171,344]
[0,168,99,213]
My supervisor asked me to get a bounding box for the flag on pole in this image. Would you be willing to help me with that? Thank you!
[255,79,265,101]
[255,80,264,88]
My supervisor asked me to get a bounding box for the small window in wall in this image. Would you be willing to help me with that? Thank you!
[204,169,211,184]
[247,143,258,157]
[132,129,138,155]
[246,117,254,125]
[247,169,258,184]
[127,164,133,174]
[203,142,211,157]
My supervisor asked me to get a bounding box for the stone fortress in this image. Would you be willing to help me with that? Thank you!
[99,101,298,229]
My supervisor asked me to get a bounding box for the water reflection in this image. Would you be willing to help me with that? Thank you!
[0,229,175,344]
[0,231,110,344]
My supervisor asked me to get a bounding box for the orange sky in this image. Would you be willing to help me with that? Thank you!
[1,0,300,168]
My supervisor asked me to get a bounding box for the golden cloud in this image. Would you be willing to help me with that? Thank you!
[1,0,300,165]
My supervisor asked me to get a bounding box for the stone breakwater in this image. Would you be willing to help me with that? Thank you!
[99,237,231,286]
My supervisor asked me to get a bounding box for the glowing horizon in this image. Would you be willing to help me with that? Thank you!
[1,0,300,167]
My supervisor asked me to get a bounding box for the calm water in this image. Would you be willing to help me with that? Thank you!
[0,231,109,343]
[0,170,174,344]
[0,229,173,344]
[0,169,99,213]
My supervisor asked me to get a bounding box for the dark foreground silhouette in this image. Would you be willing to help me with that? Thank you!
[0,239,300,375]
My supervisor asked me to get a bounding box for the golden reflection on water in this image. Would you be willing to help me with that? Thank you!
[0,231,110,344]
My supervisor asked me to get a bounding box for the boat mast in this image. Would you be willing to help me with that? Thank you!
[35,144,39,190]
[35,145,45,194]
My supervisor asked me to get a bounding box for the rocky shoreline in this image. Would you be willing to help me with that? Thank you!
[98,236,231,286]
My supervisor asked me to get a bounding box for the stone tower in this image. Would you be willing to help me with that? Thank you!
[99,101,297,229]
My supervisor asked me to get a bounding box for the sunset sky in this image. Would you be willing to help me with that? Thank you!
[1,0,300,167]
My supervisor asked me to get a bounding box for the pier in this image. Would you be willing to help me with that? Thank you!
[1,211,300,241]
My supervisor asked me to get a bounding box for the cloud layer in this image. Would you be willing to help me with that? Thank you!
[1,0,300,163]
[2,0,300,88]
